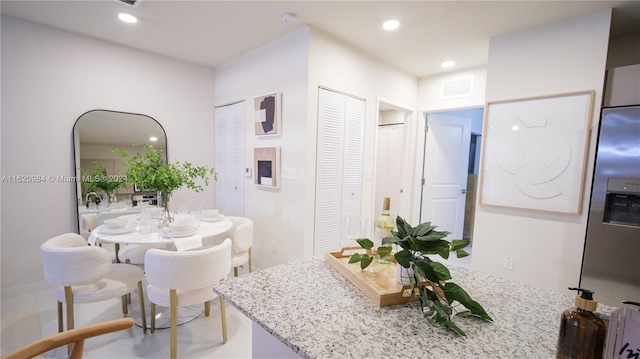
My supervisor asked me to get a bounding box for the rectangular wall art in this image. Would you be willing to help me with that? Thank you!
[254,147,280,188]
[254,93,281,136]
[479,90,594,215]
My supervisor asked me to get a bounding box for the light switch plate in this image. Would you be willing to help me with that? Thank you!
[282,167,297,180]
[245,167,252,179]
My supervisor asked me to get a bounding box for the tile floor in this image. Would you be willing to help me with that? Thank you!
[1,280,252,358]
[1,246,472,358]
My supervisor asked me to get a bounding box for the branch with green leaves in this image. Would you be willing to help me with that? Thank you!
[348,238,392,269]
[349,216,493,336]
[113,144,216,194]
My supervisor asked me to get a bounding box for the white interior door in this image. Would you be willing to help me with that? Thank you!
[420,113,471,239]
[214,101,245,216]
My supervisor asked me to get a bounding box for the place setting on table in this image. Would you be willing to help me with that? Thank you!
[87,206,232,251]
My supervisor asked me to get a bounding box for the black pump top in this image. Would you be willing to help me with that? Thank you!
[568,287,594,300]
[623,301,640,310]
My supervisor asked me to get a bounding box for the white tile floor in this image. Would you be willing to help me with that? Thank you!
[1,282,253,358]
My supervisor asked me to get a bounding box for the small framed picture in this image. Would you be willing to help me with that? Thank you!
[254,93,281,136]
[254,147,280,188]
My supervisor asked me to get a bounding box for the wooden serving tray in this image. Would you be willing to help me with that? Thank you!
[325,247,415,307]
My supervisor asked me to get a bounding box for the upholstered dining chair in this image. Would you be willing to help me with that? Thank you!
[144,238,232,359]
[40,233,147,335]
[226,216,254,277]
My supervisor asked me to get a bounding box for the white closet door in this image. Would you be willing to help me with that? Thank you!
[214,101,245,216]
[341,95,365,223]
[314,89,364,255]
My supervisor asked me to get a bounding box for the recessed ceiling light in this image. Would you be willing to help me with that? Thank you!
[149,136,158,142]
[118,13,138,24]
[382,19,400,31]
[441,60,455,68]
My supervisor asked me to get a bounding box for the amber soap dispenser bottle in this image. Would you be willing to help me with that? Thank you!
[556,287,607,359]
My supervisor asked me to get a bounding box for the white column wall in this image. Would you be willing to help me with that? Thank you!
[1,15,216,295]
[305,27,418,255]
[471,10,612,293]
[213,27,310,269]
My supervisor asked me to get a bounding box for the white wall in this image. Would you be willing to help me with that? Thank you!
[471,10,612,293]
[1,15,216,295]
[306,27,418,250]
[213,27,310,269]
[418,66,488,113]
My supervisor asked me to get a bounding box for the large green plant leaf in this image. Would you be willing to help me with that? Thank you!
[450,239,470,251]
[414,260,440,283]
[394,249,412,268]
[442,283,493,322]
[429,262,452,281]
[356,238,374,250]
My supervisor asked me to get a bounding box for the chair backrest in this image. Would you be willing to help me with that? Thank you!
[226,216,253,252]
[41,233,111,287]
[1,318,133,359]
[145,238,232,290]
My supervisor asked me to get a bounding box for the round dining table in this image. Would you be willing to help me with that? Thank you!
[86,214,233,330]
[90,216,233,247]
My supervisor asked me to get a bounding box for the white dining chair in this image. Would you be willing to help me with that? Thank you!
[144,238,232,359]
[226,216,254,277]
[40,233,147,335]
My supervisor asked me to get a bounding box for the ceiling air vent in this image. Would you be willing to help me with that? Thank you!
[115,0,142,8]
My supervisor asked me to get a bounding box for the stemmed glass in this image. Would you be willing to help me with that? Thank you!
[341,214,361,249]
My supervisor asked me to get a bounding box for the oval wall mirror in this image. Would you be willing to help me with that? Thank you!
[72,109,167,237]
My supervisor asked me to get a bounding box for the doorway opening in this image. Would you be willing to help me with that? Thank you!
[374,101,414,225]
[419,107,483,267]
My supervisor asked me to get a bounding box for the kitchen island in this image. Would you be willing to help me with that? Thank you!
[213,257,614,358]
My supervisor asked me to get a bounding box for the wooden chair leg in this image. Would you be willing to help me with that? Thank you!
[150,303,156,333]
[57,301,63,333]
[249,248,253,273]
[121,295,128,315]
[137,281,147,333]
[64,287,74,331]
[170,289,178,359]
[64,287,74,354]
[220,297,227,344]
[233,267,238,277]
[204,300,210,317]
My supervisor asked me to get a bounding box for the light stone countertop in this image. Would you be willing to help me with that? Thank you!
[213,257,616,359]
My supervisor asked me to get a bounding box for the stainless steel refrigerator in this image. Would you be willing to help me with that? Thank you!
[581,105,640,307]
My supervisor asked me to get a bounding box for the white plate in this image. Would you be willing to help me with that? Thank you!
[201,214,225,222]
[100,224,135,235]
[161,227,197,238]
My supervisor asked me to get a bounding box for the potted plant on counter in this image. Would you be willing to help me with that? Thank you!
[349,216,493,336]
[114,144,216,223]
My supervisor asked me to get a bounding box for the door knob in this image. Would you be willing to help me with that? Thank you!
[461,189,467,194]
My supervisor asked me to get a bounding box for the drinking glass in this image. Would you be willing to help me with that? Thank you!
[190,210,201,228]
[341,214,361,248]
[140,209,152,234]
[178,205,189,223]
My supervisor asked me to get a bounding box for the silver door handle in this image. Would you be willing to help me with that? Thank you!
[461,189,467,194]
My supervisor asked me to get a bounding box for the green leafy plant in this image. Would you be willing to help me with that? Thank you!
[350,216,493,336]
[114,144,216,220]
[81,161,127,194]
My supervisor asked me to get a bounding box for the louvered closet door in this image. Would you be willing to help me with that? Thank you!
[214,101,245,216]
[341,96,365,225]
[314,89,365,255]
